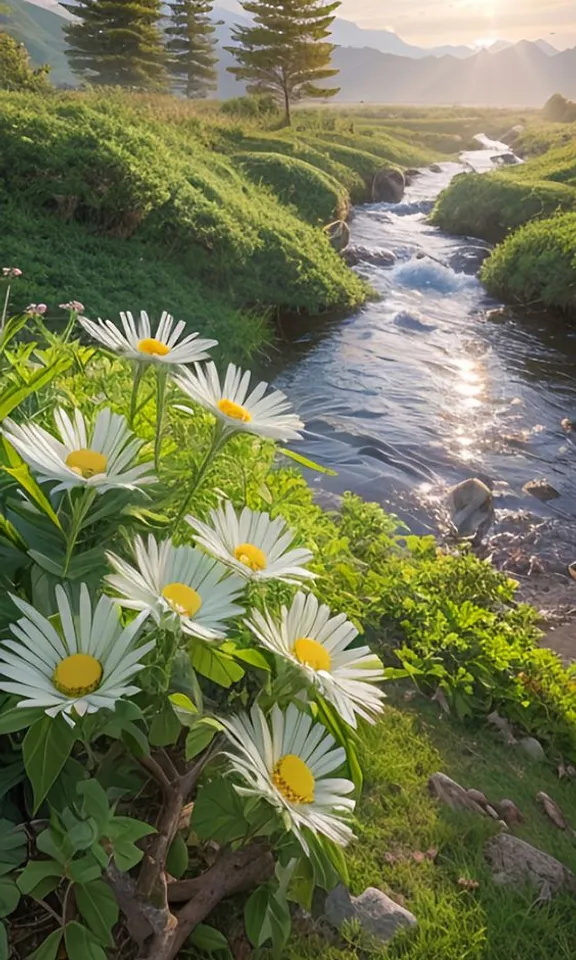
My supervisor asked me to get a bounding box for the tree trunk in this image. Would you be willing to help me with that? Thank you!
[282,84,291,126]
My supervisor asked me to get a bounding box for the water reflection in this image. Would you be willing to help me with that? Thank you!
[269,138,576,542]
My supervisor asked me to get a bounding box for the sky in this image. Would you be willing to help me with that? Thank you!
[216,0,576,49]
[328,0,576,48]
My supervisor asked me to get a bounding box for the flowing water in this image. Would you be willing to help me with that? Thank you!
[270,136,576,584]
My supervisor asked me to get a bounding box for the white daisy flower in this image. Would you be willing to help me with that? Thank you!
[173,363,304,441]
[247,592,385,728]
[79,310,218,367]
[106,535,245,641]
[187,501,315,584]
[0,584,154,722]
[221,703,355,850]
[3,407,156,495]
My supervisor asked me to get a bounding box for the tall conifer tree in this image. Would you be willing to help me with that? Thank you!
[226,0,340,125]
[166,1,219,99]
[63,0,168,90]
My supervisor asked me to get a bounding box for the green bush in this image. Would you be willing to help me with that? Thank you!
[0,31,49,91]
[0,91,365,316]
[431,172,576,242]
[503,142,576,186]
[543,93,576,124]
[236,151,349,224]
[481,212,576,312]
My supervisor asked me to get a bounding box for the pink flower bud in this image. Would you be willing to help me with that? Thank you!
[25,303,48,316]
[2,267,22,278]
[59,300,85,313]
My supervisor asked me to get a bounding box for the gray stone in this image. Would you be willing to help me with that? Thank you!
[523,479,560,502]
[429,163,443,173]
[485,834,576,897]
[446,478,494,541]
[372,168,405,204]
[517,737,546,762]
[343,246,396,268]
[325,885,417,943]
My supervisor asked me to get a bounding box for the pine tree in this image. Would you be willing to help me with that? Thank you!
[226,0,340,126]
[165,1,219,99]
[63,0,168,90]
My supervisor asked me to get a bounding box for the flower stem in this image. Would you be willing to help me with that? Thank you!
[0,284,10,332]
[172,425,228,535]
[154,367,168,471]
[129,362,146,428]
[64,487,97,575]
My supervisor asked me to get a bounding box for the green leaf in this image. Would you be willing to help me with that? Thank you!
[23,715,77,813]
[191,644,245,688]
[169,692,198,722]
[0,922,6,960]
[65,920,107,960]
[0,355,72,422]
[166,833,189,880]
[0,512,27,552]
[245,886,291,954]
[67,853,102,885]
[0,760,25,801]
[188,923,233,957]
[77,780,111,834]
[191,778,248,845]
[0,820,28,876]
[106,816,155,872]
[3,459,62,531]
[0,705,44,735]
[185,717,224,761]
[0,877,20,918]
[221,644,271,672]
[278,447,338,476]
[17,859,63,897]
[28,928,63,960]
[76,879,119,947]
[0,313,28,356]
[149,700,182,747]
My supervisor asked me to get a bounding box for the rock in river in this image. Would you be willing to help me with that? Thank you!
[522,479,560,502]
[446,478,494,541]
[372,167,405,204]
[325,885,417,944]
[343,245,396,267]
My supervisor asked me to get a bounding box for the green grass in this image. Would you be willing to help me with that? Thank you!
[431,172,576,243]
[236,151,349,225]
[481,212,576,312]
[284,694,576,960]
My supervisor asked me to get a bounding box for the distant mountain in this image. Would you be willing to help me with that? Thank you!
[328,19,473,60]
[330,42,576,107]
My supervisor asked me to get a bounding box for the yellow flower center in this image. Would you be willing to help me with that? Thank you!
[293,637,331,672]
[217,398,252,423]
[138,337,170,357]
[65,449,108,478]
[162,582,203,618]
[233,543,267,571]
[272,754,315,804]
[53,653,103,697]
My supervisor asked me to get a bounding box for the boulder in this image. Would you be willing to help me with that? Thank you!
[523,479,560,502]
[501,124,525,146]
[324,219,350,253]
[446,478,494,541]
[492,152,520,166]
[325,885,417,943]
[517,737,546,763]
[372,167,405,204]
[485,834,576,897]
[429,163,443,173]
[404,168,421,185]
[343,246,396,268]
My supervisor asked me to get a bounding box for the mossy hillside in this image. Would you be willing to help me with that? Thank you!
[0,91,366,319]
[311,130,436,168]
[236,151,349,225]
[499,142,576,186]
[431,172,576,242]
[481,212,576,312]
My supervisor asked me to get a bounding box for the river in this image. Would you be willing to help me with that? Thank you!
[270,136,576,588]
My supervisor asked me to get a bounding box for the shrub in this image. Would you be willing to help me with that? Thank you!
[543,93,576,124]
[0,31,49,91]
[220,93,280,120]
[431,172,576,242]
[236,151,349,224]
[481,212,576,311]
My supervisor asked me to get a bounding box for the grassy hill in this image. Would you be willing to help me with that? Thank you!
[1,0,74,85]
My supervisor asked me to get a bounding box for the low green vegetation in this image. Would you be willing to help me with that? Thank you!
[431,172,576,243]
[481,212,576,311]
[236,151,349,224]
[284,696,576,960]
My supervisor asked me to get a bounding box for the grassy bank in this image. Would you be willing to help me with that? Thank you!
[0,91,447,349]
[283,695,576,960]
